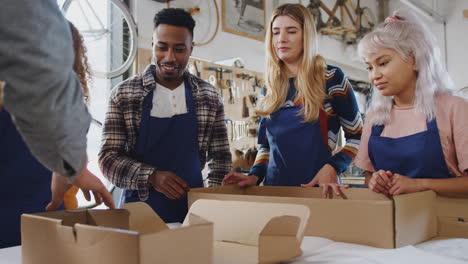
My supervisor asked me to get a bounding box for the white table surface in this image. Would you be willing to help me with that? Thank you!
[2,236,467,264]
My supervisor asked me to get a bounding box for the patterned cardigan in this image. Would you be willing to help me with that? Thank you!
[98,65,232,201]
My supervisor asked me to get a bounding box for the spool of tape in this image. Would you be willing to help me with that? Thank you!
[208,75,217,86]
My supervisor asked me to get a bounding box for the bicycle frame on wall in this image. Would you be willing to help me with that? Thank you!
[222,0,266,41]
[307,0,375,45]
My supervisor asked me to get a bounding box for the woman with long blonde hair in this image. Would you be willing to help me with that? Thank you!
[0,22,92,248]
[223,4,362,197]
[354,10,468,197]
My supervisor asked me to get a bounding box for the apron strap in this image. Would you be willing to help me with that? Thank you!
[371,124,384,136]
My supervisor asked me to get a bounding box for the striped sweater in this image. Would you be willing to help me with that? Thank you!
[249,65,363,183]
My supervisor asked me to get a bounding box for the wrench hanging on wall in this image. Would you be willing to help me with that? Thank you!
[207,66,232,98]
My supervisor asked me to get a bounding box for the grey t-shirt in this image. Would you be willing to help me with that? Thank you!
[0,0,90,179]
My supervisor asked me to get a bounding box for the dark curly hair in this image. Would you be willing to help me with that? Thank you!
[69,22,92,103]
[153,8,195,39]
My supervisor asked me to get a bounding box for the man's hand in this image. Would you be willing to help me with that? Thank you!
[222,172,258,187]
[301,164,348,198]
[148,170,190,200]
[46,167,115,211]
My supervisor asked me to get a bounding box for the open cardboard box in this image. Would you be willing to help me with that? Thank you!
[21,199,310,264]
[184,199,310,264]
[21,202,213,264]
[188,185,468,249]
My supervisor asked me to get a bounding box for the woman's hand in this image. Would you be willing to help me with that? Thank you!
[222,172,258,187]
[389,173,424,195]
[301,164,349,198]
[368,170,393,195]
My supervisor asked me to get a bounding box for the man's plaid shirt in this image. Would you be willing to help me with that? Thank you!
[98,65,232,201]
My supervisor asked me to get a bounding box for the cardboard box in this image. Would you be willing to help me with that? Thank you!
[21,202,213,264]
[184,199,310,264]
[22,199,310,264]
[188,185,468,249]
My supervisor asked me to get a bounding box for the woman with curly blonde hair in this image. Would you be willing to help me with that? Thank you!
[0,22,92,248]
[223,4,362,198]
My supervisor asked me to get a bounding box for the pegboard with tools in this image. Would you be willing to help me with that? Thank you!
[189,58,265,173]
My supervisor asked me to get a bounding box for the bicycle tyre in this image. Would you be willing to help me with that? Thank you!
[62,0,138,79]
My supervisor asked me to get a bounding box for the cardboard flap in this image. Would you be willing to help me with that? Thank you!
[437,216,468,238]
[86,210,130,229]
[436,195,468,219]
[260,215,301,236]
[191,185,390,201]
[393,191,437,247]
[139,221,214,264]
[436,195,468,238]
[258,215,302,263]
[122,202,168,234]
[74,223,139,246]
[36,210,88,227]
[189,186,395,249]
[22,214,76,242]
[185,212,212,226]
[184,199,310,246]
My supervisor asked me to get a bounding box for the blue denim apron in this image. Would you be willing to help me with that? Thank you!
[0,109,54,248]
[121,79,203,223]
[368,119,451,179]
[259,105,331,186]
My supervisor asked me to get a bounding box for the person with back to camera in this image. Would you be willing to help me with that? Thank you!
[0,22,100,248]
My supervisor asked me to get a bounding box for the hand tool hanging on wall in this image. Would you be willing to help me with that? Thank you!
[194,60,203,78]
[252,76,258,92]
[225,119,233,142]
[252,75,265,93]
[207,66,232,98]
[237,73,254,93]
[226,71,235,104]
[242,96,250,118]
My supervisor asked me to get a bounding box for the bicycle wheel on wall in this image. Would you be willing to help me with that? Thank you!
[62,0,138,79]
[167,0,220,46]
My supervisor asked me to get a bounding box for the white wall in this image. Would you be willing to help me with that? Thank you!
[389,0,468,90]
[130,0,377,81]
[445,0,468,89]
[130,0,467,88]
